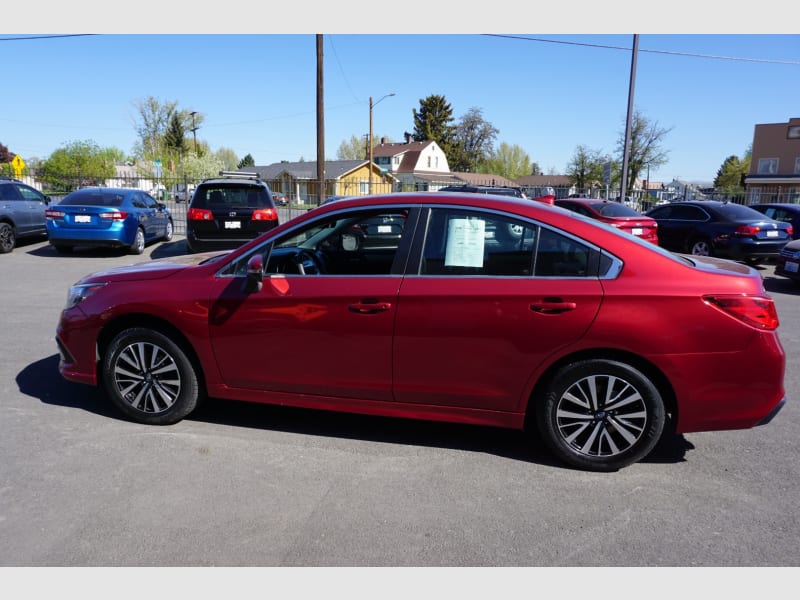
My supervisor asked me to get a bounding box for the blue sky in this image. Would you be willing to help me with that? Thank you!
[3,12,798,184]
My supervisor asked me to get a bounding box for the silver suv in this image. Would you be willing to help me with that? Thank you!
[0,177,51,253]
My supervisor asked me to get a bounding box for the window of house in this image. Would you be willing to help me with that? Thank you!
[427,156,431,168]
[794,157,800,174]
[757,158,779,174]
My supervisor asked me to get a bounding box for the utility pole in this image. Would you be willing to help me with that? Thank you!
[619,34,638,202]
[190,111,199,157]
[368,93,394,194]
[316,35,325,205]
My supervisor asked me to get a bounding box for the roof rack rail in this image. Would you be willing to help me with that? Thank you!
[219,171,260,179]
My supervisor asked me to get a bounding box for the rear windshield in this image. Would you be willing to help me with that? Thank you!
[716,202,770,220]
[193,184,271,209]
[594,202,642,217]
[59,191,124,207]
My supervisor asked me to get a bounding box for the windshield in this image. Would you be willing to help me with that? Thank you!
[193,184,270,209]
[59,191,125,207]
[594,202,642,217]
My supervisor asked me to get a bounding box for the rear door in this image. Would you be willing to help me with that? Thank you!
[392,207,603,413]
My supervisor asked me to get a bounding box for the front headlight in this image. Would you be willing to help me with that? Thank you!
[65,283,107,310]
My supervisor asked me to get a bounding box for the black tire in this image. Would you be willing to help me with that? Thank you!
[102,328,200,425]
[536,359,665,472]
[688,237,712,257]
[0,222,16,253]
[163,219,174,242]
[54,244,73,254]
[130,227,145,255]
[743,257,761,266]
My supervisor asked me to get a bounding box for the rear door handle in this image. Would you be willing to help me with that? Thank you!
[349,300,392,315]
[530,298,577,314]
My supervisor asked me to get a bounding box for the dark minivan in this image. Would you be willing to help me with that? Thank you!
[186,171,279,253]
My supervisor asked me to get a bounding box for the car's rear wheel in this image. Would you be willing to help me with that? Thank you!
[163,219,174,242]
[130,227,145,254]
[536,359,665,472]
[0,222,16,253]
[689,237,712,256]
[102,328,200,425]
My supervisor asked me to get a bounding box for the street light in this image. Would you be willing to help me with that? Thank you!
[369,93,395,194]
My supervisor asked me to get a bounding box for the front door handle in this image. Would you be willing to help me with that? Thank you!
[349,300,392,315]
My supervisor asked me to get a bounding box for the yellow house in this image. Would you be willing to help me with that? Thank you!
[250,160,397,205]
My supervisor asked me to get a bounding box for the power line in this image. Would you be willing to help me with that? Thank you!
[0,34,97,42]
[486,34,800,66]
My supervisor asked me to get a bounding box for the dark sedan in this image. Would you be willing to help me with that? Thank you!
[645,200,792,264]
[749,203,800,240]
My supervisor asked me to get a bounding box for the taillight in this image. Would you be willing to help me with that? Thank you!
[251,208,277,221]
[188,208,213,221]
[99,211,127,221]
[45,209,65,219]
[787,225,794,237]
[734,224,760,236]
[703,295,780,330]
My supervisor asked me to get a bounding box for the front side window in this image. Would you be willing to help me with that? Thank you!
[222,207,411,277]
[16,184,46,203]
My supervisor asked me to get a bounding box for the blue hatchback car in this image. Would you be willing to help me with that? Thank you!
[46,187,174,254]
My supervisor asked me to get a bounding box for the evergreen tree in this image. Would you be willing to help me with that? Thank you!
[238,153,256,169]
[412,95,456,162]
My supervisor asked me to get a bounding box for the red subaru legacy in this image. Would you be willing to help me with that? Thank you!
[56,192,785,471]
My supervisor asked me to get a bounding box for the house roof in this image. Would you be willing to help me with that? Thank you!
[450,172,520,187]
[515,174,573,187]
[250,160,395,181]
[372,140,436,159]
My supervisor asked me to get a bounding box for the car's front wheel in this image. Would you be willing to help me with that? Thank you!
[536,359,665,471]
[102,328,200,425]
[0,222,16,253]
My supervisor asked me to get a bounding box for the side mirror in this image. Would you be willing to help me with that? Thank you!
[245,254,264,292]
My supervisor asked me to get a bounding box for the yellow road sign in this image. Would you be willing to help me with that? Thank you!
[11,155,25,178]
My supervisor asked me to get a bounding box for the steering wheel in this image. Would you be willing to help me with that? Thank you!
[292,249,323,275]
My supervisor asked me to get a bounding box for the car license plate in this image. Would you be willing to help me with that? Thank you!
[224,221,241,229]
[786,261,799,273]
[766,230,779,237]
[75,215,91,223]
[378,225,392,233]
[632,228,643,235]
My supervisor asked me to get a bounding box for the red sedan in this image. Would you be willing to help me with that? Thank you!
[55,192,785,471]
[555,197,659,244]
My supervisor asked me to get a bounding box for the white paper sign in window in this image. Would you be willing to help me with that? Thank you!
[445,218,485,268]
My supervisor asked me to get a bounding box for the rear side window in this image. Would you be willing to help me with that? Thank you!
[193,184,271,209]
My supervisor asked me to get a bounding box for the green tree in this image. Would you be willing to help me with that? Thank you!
[131,97,205,164]
[714,155,749,192]
[450,107,499,172]
[337,135,368,160]
[412,94,456,162]
[39,140,122,190]
[215,147,239,171]
[566,145,607,191]
[164,112,187,155]
[178,153,225,181]
[616,110,671,196]
[238,153,256,169]
[480,142,532,179]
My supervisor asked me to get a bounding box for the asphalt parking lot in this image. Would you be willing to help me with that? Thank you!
[1,234,799,568]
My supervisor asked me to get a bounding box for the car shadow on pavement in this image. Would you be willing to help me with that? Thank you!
[150,239,190,258]
[17,354,118,419]
[20,354,692,470]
